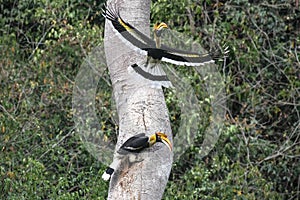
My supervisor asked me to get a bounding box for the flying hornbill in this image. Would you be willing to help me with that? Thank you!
[102,132,172,181]
[103,5,227,87]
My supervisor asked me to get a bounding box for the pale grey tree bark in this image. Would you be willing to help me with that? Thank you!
[104,0,173,199]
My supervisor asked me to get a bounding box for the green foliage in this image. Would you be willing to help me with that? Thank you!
[0,0,108,199]
[1,0,299,199]
[153,0,299,199]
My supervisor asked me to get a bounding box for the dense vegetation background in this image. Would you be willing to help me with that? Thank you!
[1,0,299,199]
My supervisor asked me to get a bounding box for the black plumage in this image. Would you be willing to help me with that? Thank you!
[103,4,223,67]
[118,133,151,154]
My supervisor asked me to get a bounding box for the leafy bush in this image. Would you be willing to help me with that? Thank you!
[1,0,108,199]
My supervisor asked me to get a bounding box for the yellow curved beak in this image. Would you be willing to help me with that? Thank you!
[154,22,169,31]
[157,22,168,30]
[156,132,172,151]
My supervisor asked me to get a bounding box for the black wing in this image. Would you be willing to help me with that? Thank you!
[161,44,229,66]
[103,5,156,52]
[144,45,227,66]
[118,133,149,154]
[103,4,227,66]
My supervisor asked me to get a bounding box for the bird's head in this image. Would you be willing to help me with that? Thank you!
[153,22,168,37]
[154,132,172,151]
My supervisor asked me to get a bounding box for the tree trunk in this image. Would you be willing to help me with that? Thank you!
[104,0,173,199]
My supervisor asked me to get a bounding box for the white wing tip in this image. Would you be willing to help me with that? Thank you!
[127,65,135,73]
[150,81,173,89]
[161,57,214,66]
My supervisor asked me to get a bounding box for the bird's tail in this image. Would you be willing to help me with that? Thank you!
[102,167,115,181]
[101,159,120,181]
[129,62,173,88]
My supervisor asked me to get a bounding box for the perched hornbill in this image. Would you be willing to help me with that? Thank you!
[103,5,227,87]
[102,132,172,181]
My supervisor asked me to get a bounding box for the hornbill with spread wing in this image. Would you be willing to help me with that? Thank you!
[103,5,228,87]
[102,132,172,181]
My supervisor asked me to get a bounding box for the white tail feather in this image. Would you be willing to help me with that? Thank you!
[102,173,111,181]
